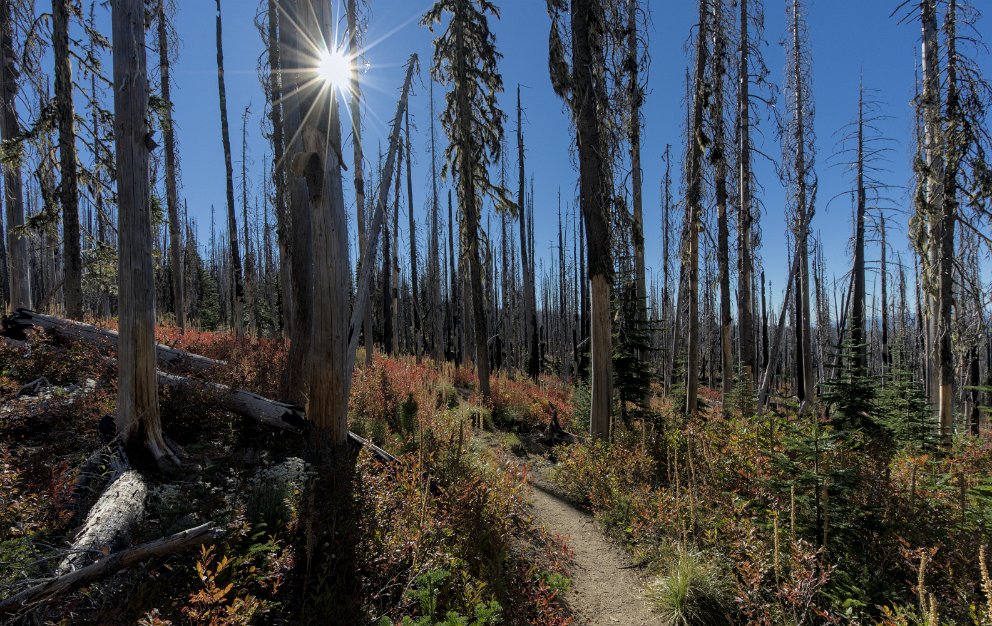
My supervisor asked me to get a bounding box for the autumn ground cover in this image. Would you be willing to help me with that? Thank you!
[3,323,992,624]
[0,326,572,625]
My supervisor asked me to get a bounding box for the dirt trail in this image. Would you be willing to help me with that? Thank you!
[527,481,657,625]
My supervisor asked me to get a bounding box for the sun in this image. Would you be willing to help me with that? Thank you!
[316,47,351,88]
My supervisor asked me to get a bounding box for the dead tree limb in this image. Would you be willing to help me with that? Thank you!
[0,522,221,615]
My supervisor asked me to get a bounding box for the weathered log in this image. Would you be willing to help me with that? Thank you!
[159,371,396,462]
[0,522,221,614]
[2,309,223,372]
[160,372,397,463]
[56,470,148,575]
[1,335,30,350]
[4,310,399,464]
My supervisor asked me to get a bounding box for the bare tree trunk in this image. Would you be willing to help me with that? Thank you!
[517,86,539,379]
[685,0,709,417]
[852,82,867,370]
[710,0,733,404]
[790,0,815,403]
[215,0,244,337]
[53,0,82,318]
[736,0,756,384]
[936,0,958,437]
[290,0,350,453]
[158,0,184,331]
[758,211,813,409]
[0,1,30,310]
[448,189,459,364]
[570,0,612,437]
[280,0,313,405]
[57,470,147,575]
[241,106,256,335]
[346,0,372,367]
[266,0,291,337]
[880,213,889,382]
[429,80,443,360]
[343,57,417,382]
[761,270,769,371]
[661,145,672,394]
[112,0,177,470]
[391,133,401,355]
[405,108,421,362]
[628,0,647,357]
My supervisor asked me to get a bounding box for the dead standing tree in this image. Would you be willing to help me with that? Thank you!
[423,0,513,401]
[549,0,615,437]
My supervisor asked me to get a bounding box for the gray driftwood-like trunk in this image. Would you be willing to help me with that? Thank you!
[57,470,148,575]
[112,0,177,469]
[291,0,350,453]
[347,0,373,367]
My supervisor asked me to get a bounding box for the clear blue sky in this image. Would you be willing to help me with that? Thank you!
[92,0,990,312]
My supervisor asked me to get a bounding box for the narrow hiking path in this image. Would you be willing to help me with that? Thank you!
[472,431,657,625]
[528,482,657,625]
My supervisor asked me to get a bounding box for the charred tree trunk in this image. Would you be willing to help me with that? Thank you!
[215,0,244,336]
[852,83,867,371]
[628,0,647,356]
[710,0,733,403]
[0,0,30,310]
[571,0,613,437]
[428,80,443,360]
[405,108,421,362]
[736,0,756,384]
[158,0,184,331]
[267,0,291,336]
[790,0,815,403]
[281,0,314,405]
[685,0,709,416]
[518,86,539,380]
[53,0,82,318]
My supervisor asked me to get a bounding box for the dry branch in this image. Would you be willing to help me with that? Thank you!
[0,522,221,614]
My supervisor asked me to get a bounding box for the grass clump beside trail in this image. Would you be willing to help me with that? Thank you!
[648,546,733,626]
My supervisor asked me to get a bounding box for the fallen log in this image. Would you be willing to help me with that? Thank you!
[5,310,399,464]
[156,371,396,463]
[3,309,223,372]
[57,469,148,575]
[0,522,221,614]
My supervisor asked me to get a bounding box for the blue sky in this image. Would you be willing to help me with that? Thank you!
[96,0,989,311]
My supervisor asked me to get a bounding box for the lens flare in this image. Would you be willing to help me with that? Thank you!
[316,47,351,88]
